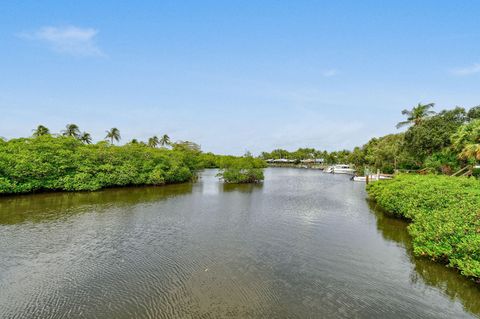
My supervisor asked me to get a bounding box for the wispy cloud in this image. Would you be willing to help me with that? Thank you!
[19,26,105,57]
[322,69,338,77]
[451,63,480,76]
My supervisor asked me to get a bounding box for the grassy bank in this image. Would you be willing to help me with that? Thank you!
[367,174,480,280]
[0,136,199,194]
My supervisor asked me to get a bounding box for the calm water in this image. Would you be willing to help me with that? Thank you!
[1,168,479,319]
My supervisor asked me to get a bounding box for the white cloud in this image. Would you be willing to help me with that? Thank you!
[451,63,480,76]
[19,26,105,57]
[322,69,338,77]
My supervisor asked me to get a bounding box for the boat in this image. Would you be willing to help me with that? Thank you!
[352,174,392,182]
[324,164,355,175]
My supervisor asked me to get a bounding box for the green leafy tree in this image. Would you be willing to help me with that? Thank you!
[172,140,201,152]
[403,107,467,162]
[197,152,220,168]
[62,124,80,138]
[32,125,50,137]
[364,133,414,172]
[79,132,92,144]
[290,148,316,160]
[467,105,480,120]
[328,150,351,164]
[260,152,270,159]
[263,149,290,159]
[396,103,436,129]
[105,128,121,144]
[347,146,366,168]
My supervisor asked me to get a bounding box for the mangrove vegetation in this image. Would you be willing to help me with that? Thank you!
[0,125,266,194]
[216,155,266,183]
[367,174,480,280]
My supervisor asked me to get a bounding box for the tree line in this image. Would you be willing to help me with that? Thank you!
[0,124,268,194]
[261,103,480,174]
[31,124,171,148]
[0,135,199,194]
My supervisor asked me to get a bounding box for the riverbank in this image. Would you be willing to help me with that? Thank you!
[0,136,267,195]
[0,136,198,194]
[367,174,480,281]
[267,163,325,170]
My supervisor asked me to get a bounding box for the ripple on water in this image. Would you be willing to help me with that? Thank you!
[0,169,479,318]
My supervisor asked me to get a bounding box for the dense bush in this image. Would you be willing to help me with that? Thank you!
[216,156,266,183]
[0,136,199,194]
[403,108,467,162]
[423,149,461,175]
[197,152,220,168]
[197,152,242,169]
[367,174,480,279]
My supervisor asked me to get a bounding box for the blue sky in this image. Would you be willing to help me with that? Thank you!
[1,1,479,154]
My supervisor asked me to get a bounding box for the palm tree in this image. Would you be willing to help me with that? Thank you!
[460,143,480,160]
[32,125,50,137]
[396,103,436,129]
[160,134,170,147]
[148,136,159,148]
[62,124,80,138]
[79,132,92,144]
[105,128,121,144]
[129,138,139,144]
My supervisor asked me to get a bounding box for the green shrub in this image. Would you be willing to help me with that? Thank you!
[367,174,480,279]
[216,156,266,183]
[61,173,102,191]
[0,177,15,193]
[148,167,166,185]
[424,149,461,174]
[219,168,264,183]
[0,136,198,194]
[165,165,193,183]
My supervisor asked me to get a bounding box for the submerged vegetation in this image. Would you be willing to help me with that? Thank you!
[367,174,480,280]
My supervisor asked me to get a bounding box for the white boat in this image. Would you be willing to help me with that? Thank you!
[324,164,355,175]
[352,174,392,182]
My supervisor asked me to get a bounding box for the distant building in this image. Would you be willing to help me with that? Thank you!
[267,158,324,164]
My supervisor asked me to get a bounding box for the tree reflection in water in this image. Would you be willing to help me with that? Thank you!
[369,200,480,316]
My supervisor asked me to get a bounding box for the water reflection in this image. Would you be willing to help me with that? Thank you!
[0,183,193,225]
[370,201,480,316]
[221,183,263,193]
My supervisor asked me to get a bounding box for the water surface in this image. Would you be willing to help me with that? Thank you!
[1,168,479,318]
